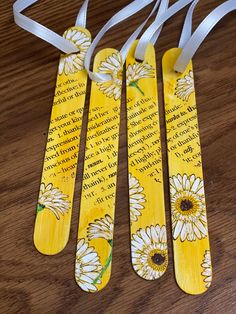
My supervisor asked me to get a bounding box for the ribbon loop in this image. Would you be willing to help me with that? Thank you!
[13,0,89,54]
[134,0,194,61]
[178,0,199,48]
[84,0,160,82]
[174,0,236,72]
[75,0,89,27]
[150,0,169,45]
[119,0,162,66]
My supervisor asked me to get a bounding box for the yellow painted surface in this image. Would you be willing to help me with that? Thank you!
[75,49,122,292]
[34,27,91,255]
[126,41,168,280]
[162,48,212,294]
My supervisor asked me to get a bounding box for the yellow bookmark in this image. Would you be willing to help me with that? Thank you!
[34,26,91,255]
[162,47,211,294]
[168,0,236,294]
[74,0,167,292]
[75,49,122,292]
[126,41,168,280]
[160,0,229,294]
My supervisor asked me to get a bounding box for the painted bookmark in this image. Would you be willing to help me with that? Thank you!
[163,48,211,294]
[75,48,122,292]
[126,39,168,280]
[165,0,235,294]
[34,25,91,255]
[74,0,163,292]
[126,0,196,281]
[13,0,92,255]
[133,0,217,293]
[162,0,212,294]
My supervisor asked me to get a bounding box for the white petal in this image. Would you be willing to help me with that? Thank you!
[180,224,187,241]
[173,220,183,239]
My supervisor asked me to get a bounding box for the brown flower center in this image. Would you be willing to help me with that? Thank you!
[151,253,166,265]
[180,199,193,211]
[147,249,168,272]
[174,193,201,216]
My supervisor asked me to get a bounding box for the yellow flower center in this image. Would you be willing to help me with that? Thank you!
[175,194,199,215]
[147,249,167,272]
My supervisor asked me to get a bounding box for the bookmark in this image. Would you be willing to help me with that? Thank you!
[162,0,211,295]
[128,0,198,281]
[126,0,169,281]
[75,0,162,292]
[162,0,235,294]
[14,0,91,255]
[75,47,122,293]
[134,0,205,292]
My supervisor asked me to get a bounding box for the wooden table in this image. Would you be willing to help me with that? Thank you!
[1,0,236,313]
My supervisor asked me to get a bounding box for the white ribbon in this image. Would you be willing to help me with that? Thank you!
[150,0,169,45]
[178,0,199,48]
[13,0,89,54]
[75,0,89,28]
[13,0,163,82]
[84,0,162,82]
[119,0,162,69]
[174,0,236,72]
[134,0,195,61]
[119,0,169,66]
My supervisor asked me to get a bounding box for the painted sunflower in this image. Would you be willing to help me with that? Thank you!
[170,174,208,242]
[126,62,154,95]
[59,28,91,75]
[175,70,195,101]
[75,238,102,292]
[37,183,69,220]
[87,214,113,244]
[131,224,168,280]
[97,52,123,100]
[129,173,146,223]
[201,250,212,288]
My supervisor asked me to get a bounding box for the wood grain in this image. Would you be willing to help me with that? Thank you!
[1,0,236,313]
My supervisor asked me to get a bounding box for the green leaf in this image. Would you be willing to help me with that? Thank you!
[93,247,113,285]
[108,239,113,247]
[37,203,45,213]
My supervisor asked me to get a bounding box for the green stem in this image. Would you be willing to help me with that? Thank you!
[37,203,45,213]
[93,240,113,285]
[129,81,144,96]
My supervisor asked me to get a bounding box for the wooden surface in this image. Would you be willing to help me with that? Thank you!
[1,0,236,313]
